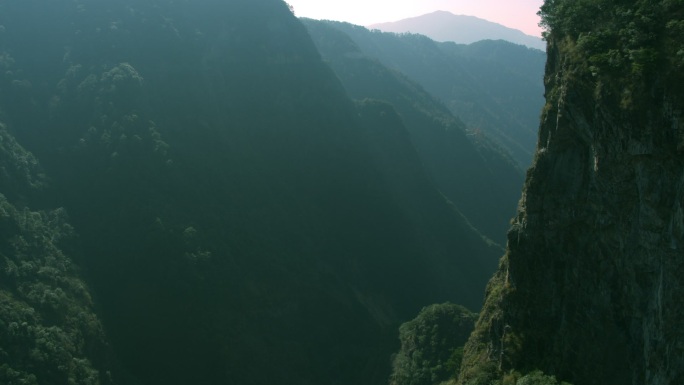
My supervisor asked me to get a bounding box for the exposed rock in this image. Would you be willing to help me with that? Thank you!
[457,2,684,384]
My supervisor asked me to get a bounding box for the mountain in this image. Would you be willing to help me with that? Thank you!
[308,21,545,168]
[0,0,505,384]
[455,0,684,384]
[369,11,545,51]
[303,18,523,246]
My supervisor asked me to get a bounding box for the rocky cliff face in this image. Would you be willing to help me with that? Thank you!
[457,1,684,384]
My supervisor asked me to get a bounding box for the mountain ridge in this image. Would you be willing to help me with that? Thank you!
[309,20,545,168]
[303,18,524,245]
[368,11,545,51]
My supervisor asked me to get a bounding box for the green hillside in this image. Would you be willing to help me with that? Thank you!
[0,1,507,384]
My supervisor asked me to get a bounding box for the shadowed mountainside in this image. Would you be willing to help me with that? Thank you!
[303,18,523,246]
[307,21,545,168]
[0,0,506,384]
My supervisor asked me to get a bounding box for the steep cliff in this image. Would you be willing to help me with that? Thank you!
[458,1,684,384]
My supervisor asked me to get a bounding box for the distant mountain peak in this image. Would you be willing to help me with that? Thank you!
[368,11,545,51]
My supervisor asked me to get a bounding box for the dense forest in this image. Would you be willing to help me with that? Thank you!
[0,0,523,384]
[389,303,476,385]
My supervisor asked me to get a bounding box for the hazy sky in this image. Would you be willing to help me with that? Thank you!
[286,0,544,36]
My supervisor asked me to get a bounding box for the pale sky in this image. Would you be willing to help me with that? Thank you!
[286,0,544,37]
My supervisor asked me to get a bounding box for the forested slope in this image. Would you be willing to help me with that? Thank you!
[303,19,523,246]
[0,1,504,384]
[307,21,545,168]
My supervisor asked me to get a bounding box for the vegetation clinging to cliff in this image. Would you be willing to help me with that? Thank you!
[455,1,684,385]
[390,303,477,385]
[538,0,684,104]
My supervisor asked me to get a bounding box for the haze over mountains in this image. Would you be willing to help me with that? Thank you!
[303,19,528,242]
[369,11,546,51]
[309,20,545,168]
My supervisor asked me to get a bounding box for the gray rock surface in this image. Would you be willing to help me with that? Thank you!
[458,28,684,385]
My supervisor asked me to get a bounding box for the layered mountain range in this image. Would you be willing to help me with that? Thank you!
[369,11,545,51]
[0,0,524,384]
[302,18,525,246]
[309,21,545,168]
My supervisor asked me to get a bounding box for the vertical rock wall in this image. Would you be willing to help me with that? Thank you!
[458,13,684,385]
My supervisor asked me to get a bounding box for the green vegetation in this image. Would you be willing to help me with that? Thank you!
[390,303,477,385]
[513,371,573,385]
[0,124,45,203]
[464,369,574,385]
[538,0,684,105]
[0,0,510,384]
[0,131,113,385]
